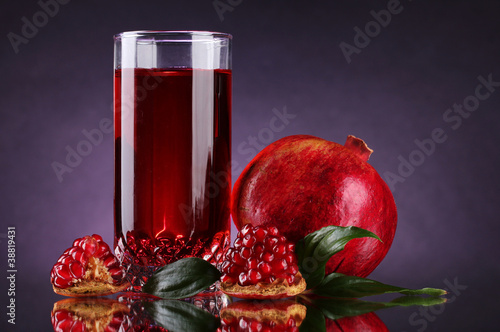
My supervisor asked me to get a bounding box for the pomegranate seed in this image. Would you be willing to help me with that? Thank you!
[239,317,249,329]
[221,260,231,273]
[69,261,85,279]
[285,273,296,285]
[95,244,111,259]
[264,236,279,250]
[240,224,253,237]
[272,244,286,255]
[239,272,249,286]
[268,227,279,236]
[72,237,83,247]
[70,247,88,267]
[54,310,71,322]
[289,265,299,276]
[258,262,272,275]
[242,233,256,247]
[58,255,73,265]
[54,263,72,279]
[287,243,295,252]
[92,234,103,242]
[53,276,73,288]
[221,274,232,282]
[253,227,267,242]
[263,275,276,283]
[248,269,262,283]
[233,237,243,248]
[71,319,86,332]
[250,320,263,331]
[252,243,265,255]
[240,247,251,260]
[262,251,274,263]
[247,257,258,270]
[228,264,239,275]
[81,237,98,256]
[271,259,288,272]
[284,253,296,265]
[225,248,235,259]
[109,267,123,279]
[56,317,74,331]
[233,252,246,266]
[104,256,118,269]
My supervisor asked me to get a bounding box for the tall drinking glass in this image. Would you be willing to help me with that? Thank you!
[113,31,232,289]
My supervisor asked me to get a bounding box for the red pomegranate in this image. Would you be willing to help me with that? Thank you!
[231,135,397,277]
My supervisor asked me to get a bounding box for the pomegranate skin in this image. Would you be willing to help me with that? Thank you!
[326,312,389,331]
[231,135,397,278]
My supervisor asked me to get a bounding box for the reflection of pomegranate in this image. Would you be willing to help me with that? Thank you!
[220,225,306,299]
[51,298,130,331]
[220,300,306,332]
[232,135,397,277]
[326,312,389,331]
[50,234,129,296]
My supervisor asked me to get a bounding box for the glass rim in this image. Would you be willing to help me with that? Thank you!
[114,30,232,42]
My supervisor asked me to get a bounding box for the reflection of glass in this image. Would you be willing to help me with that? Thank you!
[113,31,232,290]
[51,298,130,331]
[118,292,229,330]
[52,294,230,331]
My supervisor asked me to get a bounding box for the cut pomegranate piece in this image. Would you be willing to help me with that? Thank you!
[50,234,129,297]
[220,225,306,299]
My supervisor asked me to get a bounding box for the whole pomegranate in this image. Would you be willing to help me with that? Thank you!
[231,135,397,278]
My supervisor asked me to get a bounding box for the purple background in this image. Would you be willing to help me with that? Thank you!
[1,0,499,330]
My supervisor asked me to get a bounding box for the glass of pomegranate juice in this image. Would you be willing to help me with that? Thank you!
[113,31,232,290]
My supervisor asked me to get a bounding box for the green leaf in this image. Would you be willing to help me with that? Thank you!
[301,295,447,321]
[310,273,447,298]
[143,257,221,299]
[144,299,220,332]
[296,225,381,289]
[299,304,326,332]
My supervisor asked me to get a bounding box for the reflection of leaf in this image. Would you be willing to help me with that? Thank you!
[143,257,221,299]
[144,299,220,332]
[296,226,381,289]
[310,273,447,298]
[300,295,447,321]
[388,296,446,307]
[299,304,326,332]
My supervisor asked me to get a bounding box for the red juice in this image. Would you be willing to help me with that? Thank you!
[114,68,231,288]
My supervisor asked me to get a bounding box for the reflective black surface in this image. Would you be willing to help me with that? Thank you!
[1,0,499,330]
